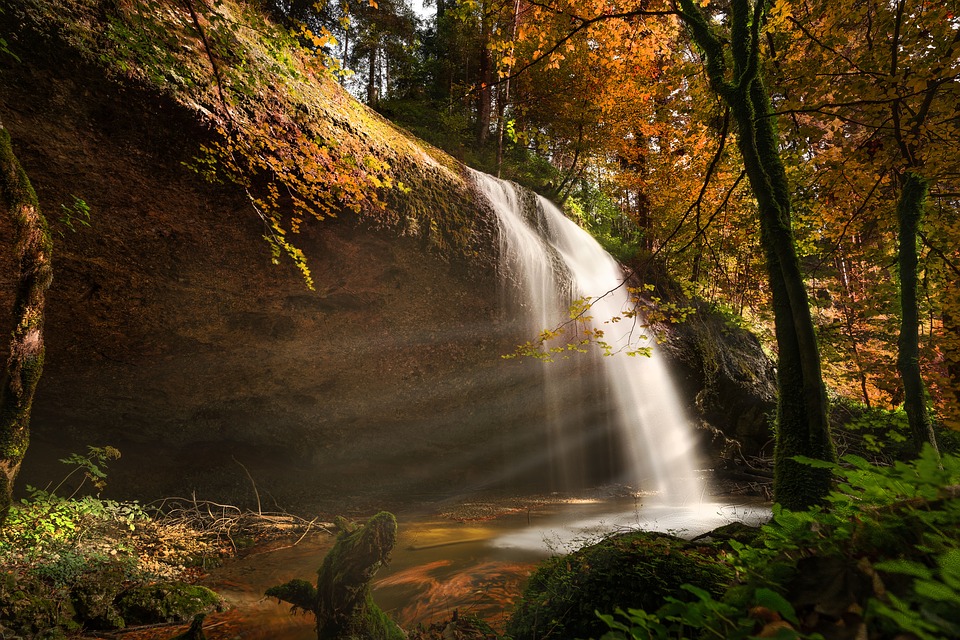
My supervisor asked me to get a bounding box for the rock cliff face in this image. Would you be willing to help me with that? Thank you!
[0,33,527,513]
[634,263,777,460]
[1,5,776,514]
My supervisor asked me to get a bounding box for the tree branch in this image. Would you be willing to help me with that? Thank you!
[919,231,960,279]
[650,107,732,259]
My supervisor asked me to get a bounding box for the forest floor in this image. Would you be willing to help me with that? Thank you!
[2,473,770,639]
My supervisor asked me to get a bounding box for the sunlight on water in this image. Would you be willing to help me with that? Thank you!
[472,170,707,504]
[489,501,772,553]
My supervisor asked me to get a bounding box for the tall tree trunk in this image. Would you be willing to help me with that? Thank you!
[896,172,938,457]
[680,0,833,509]
[476,17,492,145]
[367,44,378,106]
[0,122,53,526]
[637,188,652,252]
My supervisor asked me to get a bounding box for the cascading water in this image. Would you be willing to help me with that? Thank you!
[473,170,705,505]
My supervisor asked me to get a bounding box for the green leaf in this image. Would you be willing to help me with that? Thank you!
[938,550,960,590]
[839,454,872,470]
[791,455,837,469]
[754,588,799,625]
[914,580,960,604]
[874,558,934,580]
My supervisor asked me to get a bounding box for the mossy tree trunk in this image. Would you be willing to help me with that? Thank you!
[0,120,53,526]
[896,172,938,457]
[678,0,834,509]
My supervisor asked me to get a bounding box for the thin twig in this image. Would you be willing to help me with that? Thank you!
[232,457,262,516]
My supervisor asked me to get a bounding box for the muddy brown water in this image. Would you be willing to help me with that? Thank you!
[194,497,770,638]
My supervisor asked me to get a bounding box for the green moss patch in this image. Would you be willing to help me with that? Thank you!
[507,531,732,640]
[116,583,223,625]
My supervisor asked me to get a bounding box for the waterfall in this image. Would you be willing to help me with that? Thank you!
[473,170,705,505]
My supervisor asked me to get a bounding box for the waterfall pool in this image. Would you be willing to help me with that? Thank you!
[186,495,769,639]
[108,171,770,639]
[141,171,775,638]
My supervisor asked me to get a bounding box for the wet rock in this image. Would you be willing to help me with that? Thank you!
[627,260,777,460]
[658,302,777,458]
[168,613,207,640]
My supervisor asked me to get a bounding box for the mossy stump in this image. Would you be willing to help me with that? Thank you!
[266,511,404,640]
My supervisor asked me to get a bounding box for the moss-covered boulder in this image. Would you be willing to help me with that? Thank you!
[115,583,223,626]
[507,531,732,640]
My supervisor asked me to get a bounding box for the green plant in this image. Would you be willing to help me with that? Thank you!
[0,446,146,555]
[57,194,91,236]
[598,585,802,640]
[597,446,960,640]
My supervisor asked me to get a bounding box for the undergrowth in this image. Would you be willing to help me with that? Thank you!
[0,446,325,636]
[0,447,218,584]
[597,445,960,640]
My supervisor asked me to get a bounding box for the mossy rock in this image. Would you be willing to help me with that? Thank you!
[116,583,223,626]
[693,522,763,546]
[0,571,77,638]
[69,561,127,630]
[507,531,732,640]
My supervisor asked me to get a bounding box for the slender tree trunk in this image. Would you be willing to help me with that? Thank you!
[497,0,521,178]
[896,172,938,457]
[476,17,492,145]
[834,252,871,407]
[636,188,652,252]
[0,122,53,526]
[680,0,833,509]
[367,45,378,106]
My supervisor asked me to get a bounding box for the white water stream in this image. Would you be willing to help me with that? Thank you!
[473,171,705,505]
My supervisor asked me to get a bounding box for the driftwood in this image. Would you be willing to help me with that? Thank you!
[267,511,404,640]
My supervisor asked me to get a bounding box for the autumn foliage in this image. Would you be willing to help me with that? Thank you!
[489,0,959,433]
